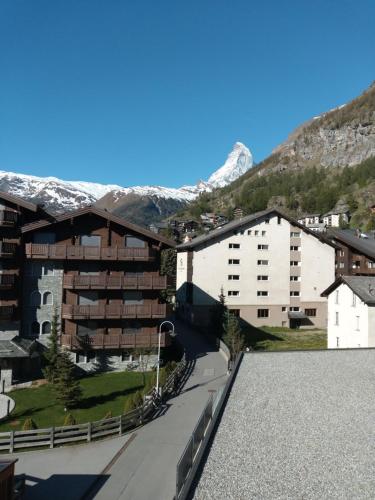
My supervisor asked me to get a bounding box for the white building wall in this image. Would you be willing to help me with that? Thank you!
[176,251,189,303]
[327,283,370,348]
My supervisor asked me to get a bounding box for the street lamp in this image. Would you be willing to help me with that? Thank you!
[156,320,175,395]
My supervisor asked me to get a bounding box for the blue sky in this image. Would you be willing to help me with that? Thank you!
[1,0,374,188]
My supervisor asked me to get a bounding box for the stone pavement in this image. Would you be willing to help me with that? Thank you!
[4,321,228,500]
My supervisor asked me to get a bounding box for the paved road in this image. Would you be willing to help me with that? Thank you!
[6,321,227,500]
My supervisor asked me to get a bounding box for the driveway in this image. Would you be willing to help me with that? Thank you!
[6,321,228,500]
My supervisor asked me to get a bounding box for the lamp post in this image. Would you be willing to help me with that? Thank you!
[156,320,175,395]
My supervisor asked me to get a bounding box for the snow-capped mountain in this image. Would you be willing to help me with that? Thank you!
[0,142,253,224]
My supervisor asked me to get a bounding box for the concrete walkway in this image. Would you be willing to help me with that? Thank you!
[5,321,228,500]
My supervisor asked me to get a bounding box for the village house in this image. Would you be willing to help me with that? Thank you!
[328,228,375,276]
[322,208,350,227]
[322,275,375,348]
[176,208,336,329]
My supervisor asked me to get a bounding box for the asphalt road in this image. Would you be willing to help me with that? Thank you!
[7,321,227,500]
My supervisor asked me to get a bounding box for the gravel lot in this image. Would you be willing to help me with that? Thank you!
[193,350,375,500]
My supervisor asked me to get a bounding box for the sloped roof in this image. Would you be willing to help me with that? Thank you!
[21,206,175,247]
[321,275,375,305]
[0,190,39,212]
[329,229,375,260]
[177,208,335,250]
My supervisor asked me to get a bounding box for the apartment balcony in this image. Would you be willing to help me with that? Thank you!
[60,331,170,350]
[0,305,15,319]
[0,210,18,226]
[0,274,16,289]
[25,243,156,262]
[61,303,170,320]
[0,242,17,258]
[63,274,167,290]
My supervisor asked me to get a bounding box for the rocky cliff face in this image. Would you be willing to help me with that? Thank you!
[267,83,375,173]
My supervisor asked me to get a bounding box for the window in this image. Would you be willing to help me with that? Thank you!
[290,291,300,297]
[257,291,268,296]
[282,307,287,312]
[353,261,360,269]
[228,259,240,265]
[239,230,244,235]
[265,219,270,224]
[81,234,101,247]
[262,230,266,236]
[228,275,240,280]
[228,291,240,296]
[352,292,356,307]
[290,232,300,237]
[78,292,99,305]
[228,243,240,249]
[230,309,240,317]
[41,321,51,334]
[305,309,316,317]
[254,230,259,236]
[336,337,340,348]
[76,353,86,364]
[368,261,375,269]
[77,321,97,336]
[33,232,56,244]
[31,321,40,336]
[289,306,300,312]
[277,216,281,225]
[121,351,131,362]
[125,235,146,248]
[339,262,345,269]
[339,250,345,257]
[42,291,53,305]
[290,246,300,251]
[290,261,299,266]
[257,309,269,318]
[335,312,339,326]
[355,316,360,331]
[257,260,268,265]
[124,291,144,304]
[290,276,300,281]
[257,244,269,250]
[335,290,339,304]
[247,230,252,236]
[257,275,268,281]
[30,291,41,306]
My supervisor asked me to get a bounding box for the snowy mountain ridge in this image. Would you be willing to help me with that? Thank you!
[0,142,253,213]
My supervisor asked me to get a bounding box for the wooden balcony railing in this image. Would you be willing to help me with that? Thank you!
[0,274,16,289]
[0,242,17,258]
[0,210,18,226]
[63,274,167,290]
[61,303,169,320]
[0,305,15,319]
[60,331,170,350]
[25,244,155,261]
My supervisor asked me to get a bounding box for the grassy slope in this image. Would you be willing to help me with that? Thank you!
[244,325,327,351]
[0,371,154,432]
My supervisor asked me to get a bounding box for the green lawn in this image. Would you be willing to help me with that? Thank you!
[243,325,327,351]
[0,370,155,432]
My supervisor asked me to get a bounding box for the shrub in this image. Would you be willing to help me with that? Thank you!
[123,397,136,414]
[132,391,143,408]
[63,413,76,426]
[103,410,112,420]
[22,418,37,431]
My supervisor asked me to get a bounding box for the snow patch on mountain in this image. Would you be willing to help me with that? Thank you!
[0,142,253,212]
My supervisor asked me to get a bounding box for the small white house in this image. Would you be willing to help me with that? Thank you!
[322,276,375,348]
[322,209,350,228]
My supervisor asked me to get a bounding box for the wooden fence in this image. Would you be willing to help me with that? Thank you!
[0,356,186,453]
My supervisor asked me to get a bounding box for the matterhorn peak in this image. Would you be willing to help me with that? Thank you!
[207,142,253,188]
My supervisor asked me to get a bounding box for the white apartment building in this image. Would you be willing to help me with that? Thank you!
[322,209,350,228]
[176,209,336,329]
[322,276,375,348]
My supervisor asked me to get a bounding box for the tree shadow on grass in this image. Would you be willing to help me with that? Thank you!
[241,322,284,350]
[77,385,144,409]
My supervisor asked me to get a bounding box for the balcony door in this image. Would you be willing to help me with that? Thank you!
[78,291,99,305]
[81,235,101,247]
[123,291,144,305]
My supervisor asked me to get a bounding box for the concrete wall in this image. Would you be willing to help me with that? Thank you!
[67,350,158,373]
[327,282,371,348]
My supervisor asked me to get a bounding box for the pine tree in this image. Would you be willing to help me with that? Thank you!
[63,413,76,426]
[43,309,60,384]
[223,310,245,357]
[54,351,82,409]
[23,418,37,431]
[210,287,226,338]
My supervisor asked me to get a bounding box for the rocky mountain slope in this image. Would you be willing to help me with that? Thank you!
[0,142,252,225]
[181,82,375,228]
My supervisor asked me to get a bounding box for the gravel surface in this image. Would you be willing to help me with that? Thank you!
[193,350,375,500]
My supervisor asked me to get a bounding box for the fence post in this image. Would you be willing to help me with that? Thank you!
[50,427,54,449]
[9,431,14,453]
[87,422,92,442]
[118,415,122,436]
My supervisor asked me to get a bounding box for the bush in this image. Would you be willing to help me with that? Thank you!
[63,413,76,426]
[103,410,112,420]
[132,391,143,408]
[22,418,37,431]
[123,397,136,414]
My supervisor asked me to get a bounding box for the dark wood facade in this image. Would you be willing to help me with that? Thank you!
[329,230,375,277]
[21,207,175,351]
